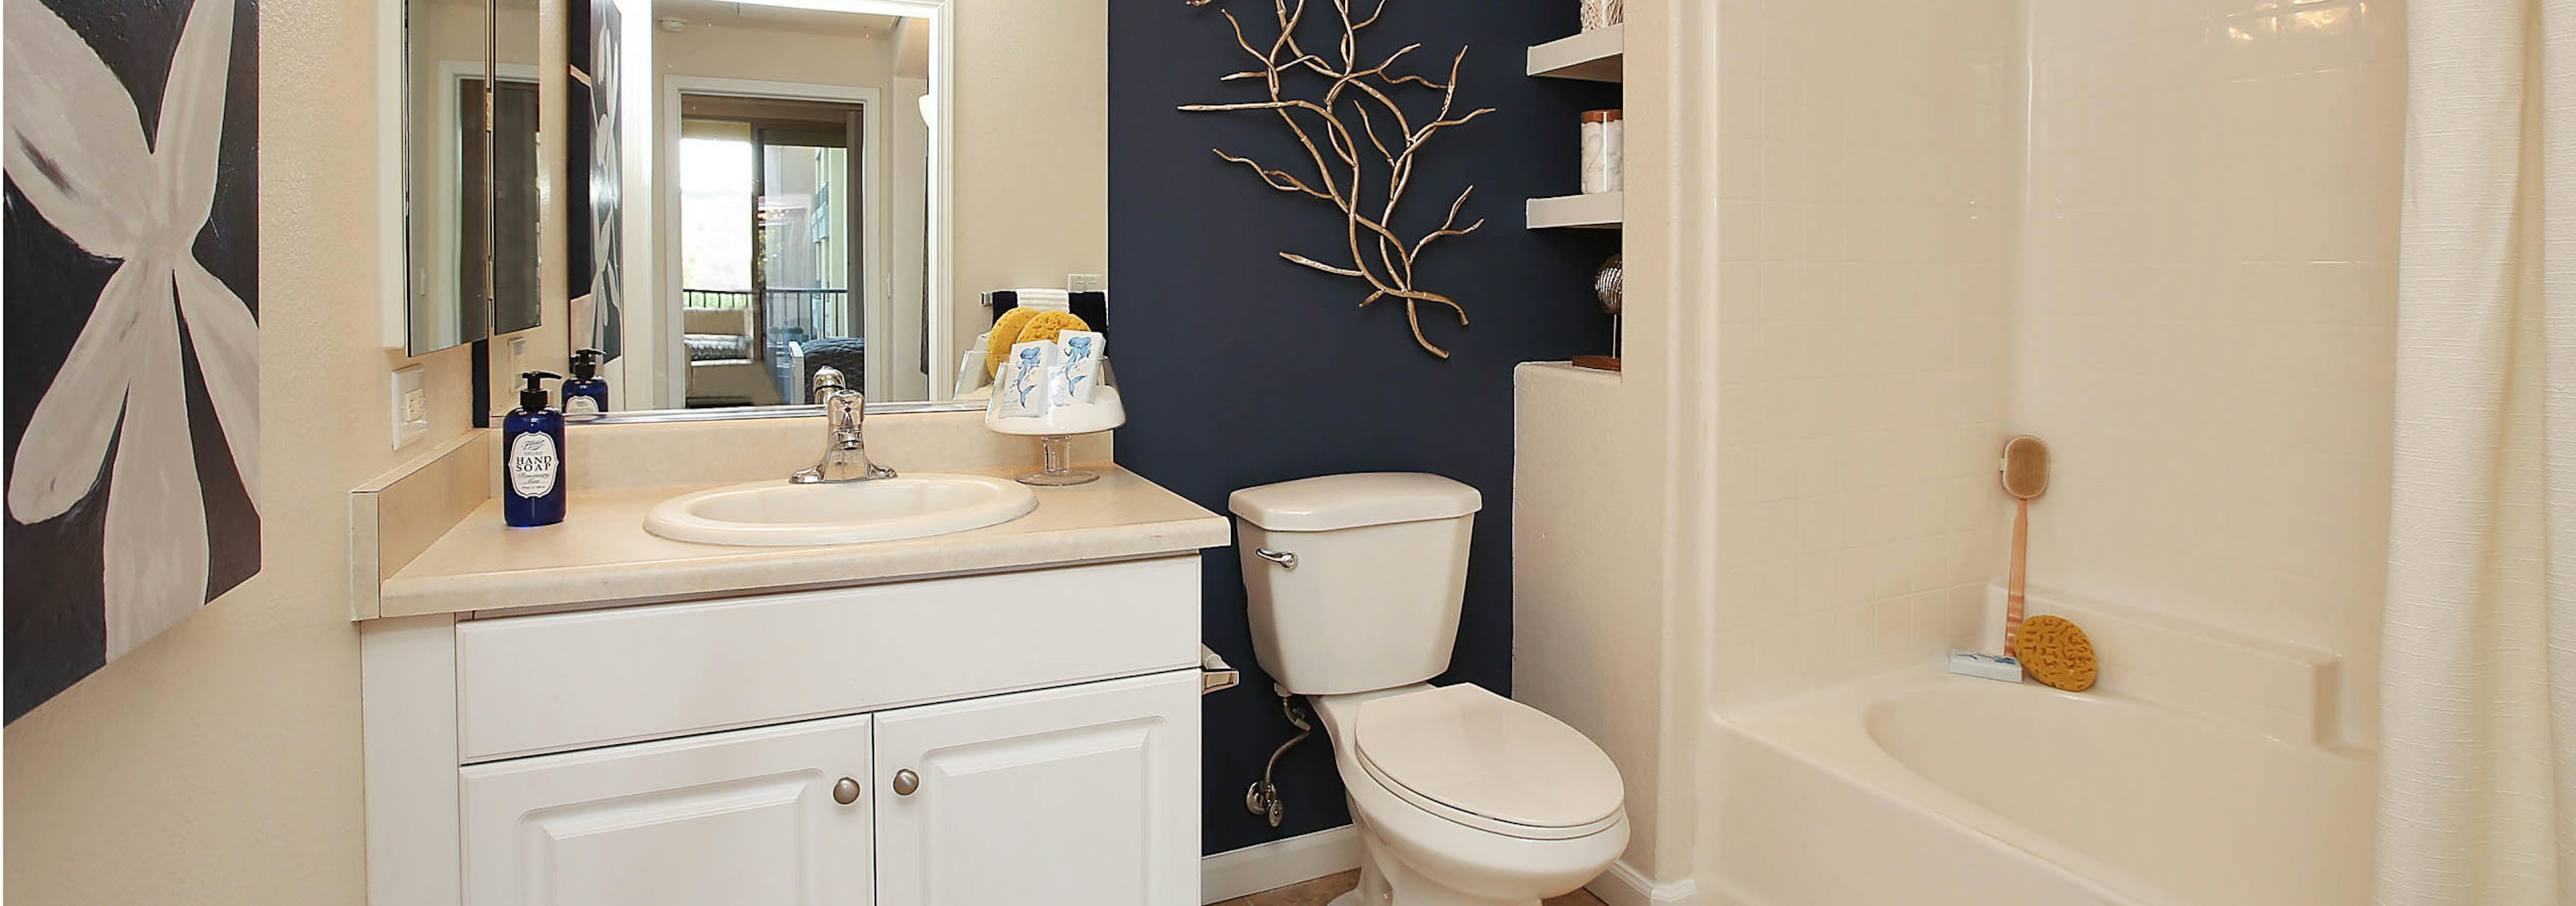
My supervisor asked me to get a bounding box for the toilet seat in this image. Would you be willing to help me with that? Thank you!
[1349,684,1625,841]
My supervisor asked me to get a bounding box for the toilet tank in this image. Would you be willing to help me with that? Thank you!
[1230,473,1483,696]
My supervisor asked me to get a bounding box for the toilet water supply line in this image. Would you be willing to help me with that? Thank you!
[1246,685,1314,828]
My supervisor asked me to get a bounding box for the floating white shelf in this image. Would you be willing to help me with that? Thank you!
[1527,24,1623,83]
[1525,191,1623,230]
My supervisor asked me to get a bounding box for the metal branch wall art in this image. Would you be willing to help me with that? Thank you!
[1180,0,1495,358]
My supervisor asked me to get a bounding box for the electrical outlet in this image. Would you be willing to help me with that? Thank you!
[392,365,430,450]
[1067,274,1105,293]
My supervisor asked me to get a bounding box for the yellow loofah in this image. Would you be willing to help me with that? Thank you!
[985,308,1041,377]
[2016,615,2098,691]
[1014,311,1091,346]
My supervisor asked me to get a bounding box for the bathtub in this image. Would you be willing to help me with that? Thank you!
[1703,664,2374,906]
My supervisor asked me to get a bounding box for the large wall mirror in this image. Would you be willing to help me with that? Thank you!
[396,0,1102,421]
[400,0,1109,421]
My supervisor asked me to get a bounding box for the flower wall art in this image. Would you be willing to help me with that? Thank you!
[3,0,260,721]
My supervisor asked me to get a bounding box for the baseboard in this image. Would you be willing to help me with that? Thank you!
[1200,825,1364,903]
[1587,858,1701,906]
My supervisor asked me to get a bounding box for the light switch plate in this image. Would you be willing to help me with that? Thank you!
[1067,273,1105,293]
[392,365,429,450]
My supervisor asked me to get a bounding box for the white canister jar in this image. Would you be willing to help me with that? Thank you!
[1582,109,1623,195]
[1580,0,1623,31]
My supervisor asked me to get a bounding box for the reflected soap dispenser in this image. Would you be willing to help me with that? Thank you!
[504,371,568,527]
[564,348,609,419]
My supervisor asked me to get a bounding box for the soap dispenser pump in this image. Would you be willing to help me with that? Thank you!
[564,348,609,419]
[504,370,568,527]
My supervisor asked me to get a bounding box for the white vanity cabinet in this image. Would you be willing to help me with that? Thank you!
[364,556,1205,906]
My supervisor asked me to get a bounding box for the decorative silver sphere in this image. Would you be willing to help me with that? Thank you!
[1594,254,1623,315]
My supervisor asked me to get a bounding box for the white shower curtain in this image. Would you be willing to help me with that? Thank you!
[2382,3,2576,905]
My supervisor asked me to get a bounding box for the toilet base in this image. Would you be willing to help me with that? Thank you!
[1336,812,1564,906]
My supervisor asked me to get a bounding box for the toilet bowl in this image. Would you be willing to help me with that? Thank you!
[1313,685,1629,906]
[1230,474,1629,906]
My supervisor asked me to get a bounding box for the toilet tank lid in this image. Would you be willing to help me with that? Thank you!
[1230,472,1483,532]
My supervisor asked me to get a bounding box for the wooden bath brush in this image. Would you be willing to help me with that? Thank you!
[2000,436,2049,656]
[2015,615,2096,691]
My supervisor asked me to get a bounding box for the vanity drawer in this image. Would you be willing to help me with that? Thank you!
[456,556,1200,762]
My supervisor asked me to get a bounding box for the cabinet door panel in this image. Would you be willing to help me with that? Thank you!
[461,714,873,906]
[874,672,1199,906]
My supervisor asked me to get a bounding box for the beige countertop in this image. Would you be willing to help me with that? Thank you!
[376,466,1230,619]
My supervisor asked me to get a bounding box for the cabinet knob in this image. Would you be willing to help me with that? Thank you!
[892,768,920,796]
[833,777,861,805]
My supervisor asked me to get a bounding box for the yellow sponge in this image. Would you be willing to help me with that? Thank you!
[2016,615,2098,691]
[1014,311,1091,346]
[985,308,1041,377]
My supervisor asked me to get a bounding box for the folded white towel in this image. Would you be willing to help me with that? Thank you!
[1008,288,1071,311]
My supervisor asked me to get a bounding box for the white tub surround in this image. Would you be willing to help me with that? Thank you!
[1993,585,2346,747]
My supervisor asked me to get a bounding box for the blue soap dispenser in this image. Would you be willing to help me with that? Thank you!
[564,348,609,419]
[504,370,568,527]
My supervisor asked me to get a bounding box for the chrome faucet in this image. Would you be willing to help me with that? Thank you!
[792,367,897,484]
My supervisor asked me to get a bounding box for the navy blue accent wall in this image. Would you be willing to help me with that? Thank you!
[1108,0,1621,856]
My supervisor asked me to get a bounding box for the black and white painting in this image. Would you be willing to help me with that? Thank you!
[3,0,261,721]
[572,0,625,360]
[590,0,625,360]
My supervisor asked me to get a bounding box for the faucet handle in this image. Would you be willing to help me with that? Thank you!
[812,366,849,397]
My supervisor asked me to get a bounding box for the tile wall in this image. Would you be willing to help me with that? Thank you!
[2015,0,2402,744]
[1708,0,2024,702]
[1704,0,2404,746]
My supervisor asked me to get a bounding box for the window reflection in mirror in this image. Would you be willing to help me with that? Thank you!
[676,99,877,407]
[620,1,934,413]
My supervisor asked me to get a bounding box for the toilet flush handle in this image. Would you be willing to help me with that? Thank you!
[1253,548,1297,570]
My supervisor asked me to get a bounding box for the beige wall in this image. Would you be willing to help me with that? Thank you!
[1511,0,1701,884]
[3,1,481,903]
[2013,0,2402,745]
[1513,364,1673,878]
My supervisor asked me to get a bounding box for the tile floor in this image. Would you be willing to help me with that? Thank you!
[1210,869,1609,906]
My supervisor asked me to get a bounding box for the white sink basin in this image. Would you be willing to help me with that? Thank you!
[643,474,1038,546]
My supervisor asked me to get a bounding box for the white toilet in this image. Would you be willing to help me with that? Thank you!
[1231,472,1629,906]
